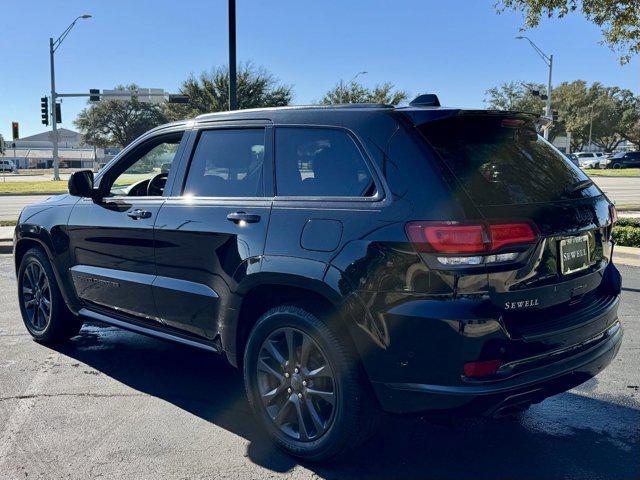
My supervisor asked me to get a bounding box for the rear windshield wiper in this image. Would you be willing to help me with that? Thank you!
[565,179,593,194]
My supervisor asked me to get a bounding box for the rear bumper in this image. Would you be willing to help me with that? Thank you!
[372,320,623,414]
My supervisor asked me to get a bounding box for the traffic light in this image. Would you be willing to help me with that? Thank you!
[11,122,19,140]
[55,103,62,123]
[89,89,100,102]
[552,110,559,122]
[41,97,49,126]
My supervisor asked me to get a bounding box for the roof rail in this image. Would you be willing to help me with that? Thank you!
[195,103,391,120]
[409,94,441,107]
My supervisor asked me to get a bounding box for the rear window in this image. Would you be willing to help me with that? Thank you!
[418,115,599,205]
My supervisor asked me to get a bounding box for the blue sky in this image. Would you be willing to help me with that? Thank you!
[1,0,638,139]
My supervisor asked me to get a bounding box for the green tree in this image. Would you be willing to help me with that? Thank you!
[74,84,167,148]
[484,79,640,149]
[0,133,5,155]
[495,0,640,64]
[484,80,546,113]
[164,62,293,120]
[549,80,592,149]
[320,81,408,106]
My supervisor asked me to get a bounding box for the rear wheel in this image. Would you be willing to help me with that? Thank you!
[18,247,82,343]
[243,305,377,461]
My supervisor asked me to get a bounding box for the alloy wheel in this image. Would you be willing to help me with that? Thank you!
[256,327,336,442]
[22,260,52,332]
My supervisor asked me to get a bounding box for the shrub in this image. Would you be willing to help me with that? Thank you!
[613,225,640,248]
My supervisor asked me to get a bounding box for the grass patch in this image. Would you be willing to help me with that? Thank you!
[583,168,640,177]
[0,220,17,227]
[0,181,68,195]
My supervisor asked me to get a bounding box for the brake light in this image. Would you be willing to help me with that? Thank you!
[463,359,503,378]
[419,224,486,253]
[489,223,536,250]
[405,221,538,254]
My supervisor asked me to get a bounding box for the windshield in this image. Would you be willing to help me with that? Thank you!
[610,152,625,159]
[418,114,600,206]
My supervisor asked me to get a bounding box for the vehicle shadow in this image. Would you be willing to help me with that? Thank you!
[51,322,639,480]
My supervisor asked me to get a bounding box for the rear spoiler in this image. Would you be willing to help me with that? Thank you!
[401,108,543,128]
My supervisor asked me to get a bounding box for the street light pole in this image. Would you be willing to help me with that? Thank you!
[338,71,367,104]
[228,0,237,111]
[516,36,553,139]
[49,37,59,180]
[49,15,92,181]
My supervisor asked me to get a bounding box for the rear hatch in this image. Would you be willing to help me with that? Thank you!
[412,110,618,346]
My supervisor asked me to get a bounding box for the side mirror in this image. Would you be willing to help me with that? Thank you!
[68,170,98,198]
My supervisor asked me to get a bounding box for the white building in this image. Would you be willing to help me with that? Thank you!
[2,128,107,169]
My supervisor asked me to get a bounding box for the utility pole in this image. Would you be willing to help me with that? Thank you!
[49,37,59,180]
[49,15,92,181]
[516,36,553,139]
[546,54,553,130]
[228,0,237,111]
[338,71,367,104]
[588,104,594,152]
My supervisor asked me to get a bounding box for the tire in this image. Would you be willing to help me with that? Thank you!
[17,247,82,343]
[243,304,378,461]
[611,162,622,169]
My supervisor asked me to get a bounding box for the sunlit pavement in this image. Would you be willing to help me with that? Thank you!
[0,255,638,479]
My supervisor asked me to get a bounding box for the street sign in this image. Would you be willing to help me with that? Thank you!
[101,88,166,103]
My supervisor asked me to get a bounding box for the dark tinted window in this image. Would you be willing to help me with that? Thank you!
[275,127,375,197]
[419,115,599,205]
[184,129,265,197]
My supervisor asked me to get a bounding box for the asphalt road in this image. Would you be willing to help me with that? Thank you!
[0,255,638,479]
[594,176,640,206]
[0,195,55,221]
[0,175,638,221]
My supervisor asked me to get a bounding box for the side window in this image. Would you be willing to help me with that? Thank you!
[275,127,375,197]
[109,132,184,197]
[183,129,266,197]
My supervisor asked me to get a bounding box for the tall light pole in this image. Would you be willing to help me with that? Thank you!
[516,36,553,139]
[50,14,92,181]
[339,71,367,103]
[228,0,237,111]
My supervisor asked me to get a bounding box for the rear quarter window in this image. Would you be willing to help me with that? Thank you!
[275,127,375,197]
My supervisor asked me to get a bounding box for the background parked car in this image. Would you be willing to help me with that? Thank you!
[0,159,16,172]
[581,157,601,169]
[603,151,640,169]
[574,152,599,167]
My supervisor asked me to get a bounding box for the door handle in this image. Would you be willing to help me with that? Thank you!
[127,209,152,220]
[226,211,260,224]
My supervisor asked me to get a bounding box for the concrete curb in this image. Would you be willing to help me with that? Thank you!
[0,241,12,254]
[614,246,640,268]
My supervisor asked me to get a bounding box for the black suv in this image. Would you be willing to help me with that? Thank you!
[13,98,623,460]
[605,151,640,169]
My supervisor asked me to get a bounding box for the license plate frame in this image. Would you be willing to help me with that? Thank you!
[559,234,590,275]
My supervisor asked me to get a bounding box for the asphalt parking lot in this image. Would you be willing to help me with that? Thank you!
[0,255,638,480]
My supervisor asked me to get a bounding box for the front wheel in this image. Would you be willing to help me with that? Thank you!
[243,305,377,461]
[611,162,622,169]
[18,247,82,343]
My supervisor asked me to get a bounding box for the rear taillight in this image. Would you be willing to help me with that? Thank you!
[405,221,537,255]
